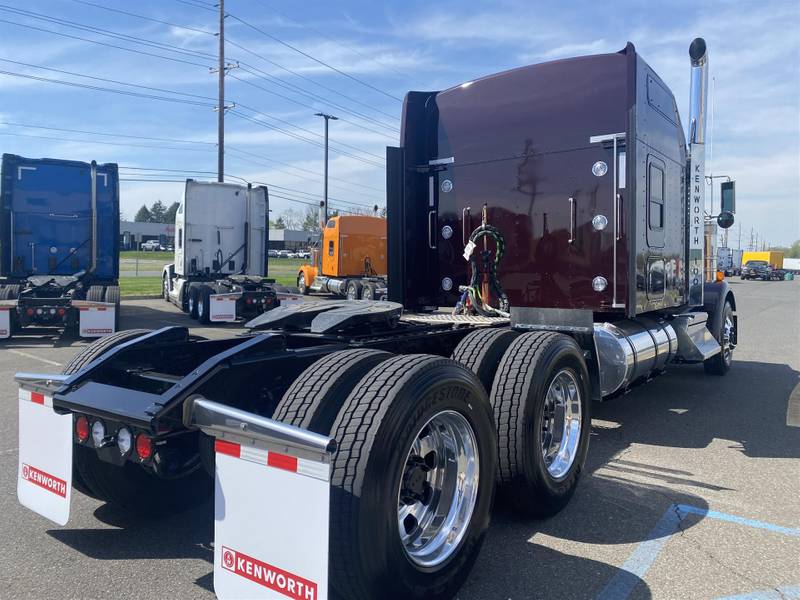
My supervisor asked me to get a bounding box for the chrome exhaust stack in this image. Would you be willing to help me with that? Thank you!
[688,37,708,145]
[686,37,708,307]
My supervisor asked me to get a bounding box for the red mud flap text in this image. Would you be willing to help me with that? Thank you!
[21,463,67,498]
[221,546,317,600]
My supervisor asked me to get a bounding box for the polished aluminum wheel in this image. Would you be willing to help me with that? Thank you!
[187,294,195,314]
[397,410,479,567]
[722,313,735,365]
[541,369,582,480]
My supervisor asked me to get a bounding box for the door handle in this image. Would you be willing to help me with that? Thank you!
[428,211,437,249]
[616,193,622,241]
[462,206,471,245]
[568,197,575,244]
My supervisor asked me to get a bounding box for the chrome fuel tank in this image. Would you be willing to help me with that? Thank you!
[593,318,678,397]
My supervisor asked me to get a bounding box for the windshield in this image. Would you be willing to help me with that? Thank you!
[745,261,769,267]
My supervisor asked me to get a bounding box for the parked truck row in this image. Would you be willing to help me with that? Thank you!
[17,38,742,600]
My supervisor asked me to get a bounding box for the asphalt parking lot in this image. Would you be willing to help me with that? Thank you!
[1,280,798,600]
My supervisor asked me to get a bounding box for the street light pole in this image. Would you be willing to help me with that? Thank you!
[217,0,225,182]
[315,112,338,224]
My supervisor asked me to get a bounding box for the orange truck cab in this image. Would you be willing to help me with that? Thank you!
[297,215,388,300]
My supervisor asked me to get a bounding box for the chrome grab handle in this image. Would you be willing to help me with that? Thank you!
[30,242,36,272]
[616,193,622,241]
[48,213,79,218]
[428,210,437,249]
[462,206,471,245]
[568,197,575,244]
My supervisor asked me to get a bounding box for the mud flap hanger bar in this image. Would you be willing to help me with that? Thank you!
[185,397,337,461]
[15,373,71,401]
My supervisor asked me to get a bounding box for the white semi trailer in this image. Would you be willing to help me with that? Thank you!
[161,180,280,324]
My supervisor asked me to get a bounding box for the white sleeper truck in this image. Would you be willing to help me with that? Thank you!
[162,180,280,324]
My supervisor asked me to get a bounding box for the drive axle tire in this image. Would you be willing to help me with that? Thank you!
[327,354,496,600]
[188,286,199,319]
[63,328,152,499]
[104,285,121,330]
[197,285,211,324]
[86,285,105,303]
[491,331,590,517]
[704,300,735,376]
[346,280,362,300]
[361,282,378,301]
[451,327,520,392]
[297,273,308,295]
[273,349,393,434]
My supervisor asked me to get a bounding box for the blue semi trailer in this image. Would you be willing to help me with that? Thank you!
[0,154,120,339]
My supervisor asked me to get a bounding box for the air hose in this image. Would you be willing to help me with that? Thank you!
[454,205,510,318]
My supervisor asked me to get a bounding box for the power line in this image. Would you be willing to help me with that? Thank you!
[0,5,215,63]
[0,121,216,146]
[225,12,402,102]
[67,0,216,36]
[0,57,217,102]
[0,18,209,69]
[0,68,215,107]
[249,0,419,86]
[228,110,384,168]
[0,6,399,140]
[225,39,400,126]
[0,120,384,199]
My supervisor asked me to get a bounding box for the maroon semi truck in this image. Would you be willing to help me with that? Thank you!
[16,39,735,599]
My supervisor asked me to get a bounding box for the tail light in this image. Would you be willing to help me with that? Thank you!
[246,297,253,304]
[26,308,34,316]
[57,308,66,316]
[75,416,90,442]
[135,433,153,460]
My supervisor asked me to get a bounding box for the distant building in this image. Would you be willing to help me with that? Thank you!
[120,221,175,249]
[119,221,314,251]
[269,228,316,251]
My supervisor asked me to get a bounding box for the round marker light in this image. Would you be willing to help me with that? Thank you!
[592,215,609,231]
[57,308,66,316]
[75,416,90,442]
[26,308,34,316]
[91,420,106,446]
[135,433,153,460]
[592,276,608,292]
[246,297,253,304]
[117,427,132,456]
[592,161,608,177]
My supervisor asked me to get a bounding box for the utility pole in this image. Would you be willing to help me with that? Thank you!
[217,0,225,182]
[315,112,338,223]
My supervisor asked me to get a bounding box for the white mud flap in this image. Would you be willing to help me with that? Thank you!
[276,292,304,307]
[0,303,12,339]
[210,293,239,323]
[16,382,72,525]
[188,398,334,600]
[74,300,116,337]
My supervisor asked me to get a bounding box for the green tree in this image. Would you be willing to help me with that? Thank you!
[302,206,321,231]
[274,216,287,229]
[164,202,180,224]
[134,205,151,222]
[149,200,167,223]
[787,240,800,258]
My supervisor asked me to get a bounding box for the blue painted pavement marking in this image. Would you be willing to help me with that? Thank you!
[714,584,800,599]
[595,504,800,600]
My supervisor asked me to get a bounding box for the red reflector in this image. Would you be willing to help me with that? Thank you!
[75,416,90,442]
[135,434,153,460]
[215,439,241,458]
[246,297,253,304]
[26,308,34,316]
[57,308,66,316]
[30,392,45,405]
[267,451,298,472]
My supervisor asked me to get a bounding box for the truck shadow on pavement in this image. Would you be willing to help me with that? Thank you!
[45,359,797,599]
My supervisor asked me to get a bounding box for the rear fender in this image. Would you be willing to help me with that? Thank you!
[703,281,737,345]
[299,265,317,287]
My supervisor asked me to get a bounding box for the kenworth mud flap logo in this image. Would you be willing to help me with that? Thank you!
[221,546,317,600]
[21,463,67,497]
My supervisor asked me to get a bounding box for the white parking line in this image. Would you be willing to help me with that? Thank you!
[6,349,62,367]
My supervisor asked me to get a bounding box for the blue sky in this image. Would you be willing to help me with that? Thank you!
[0,0,797,245]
